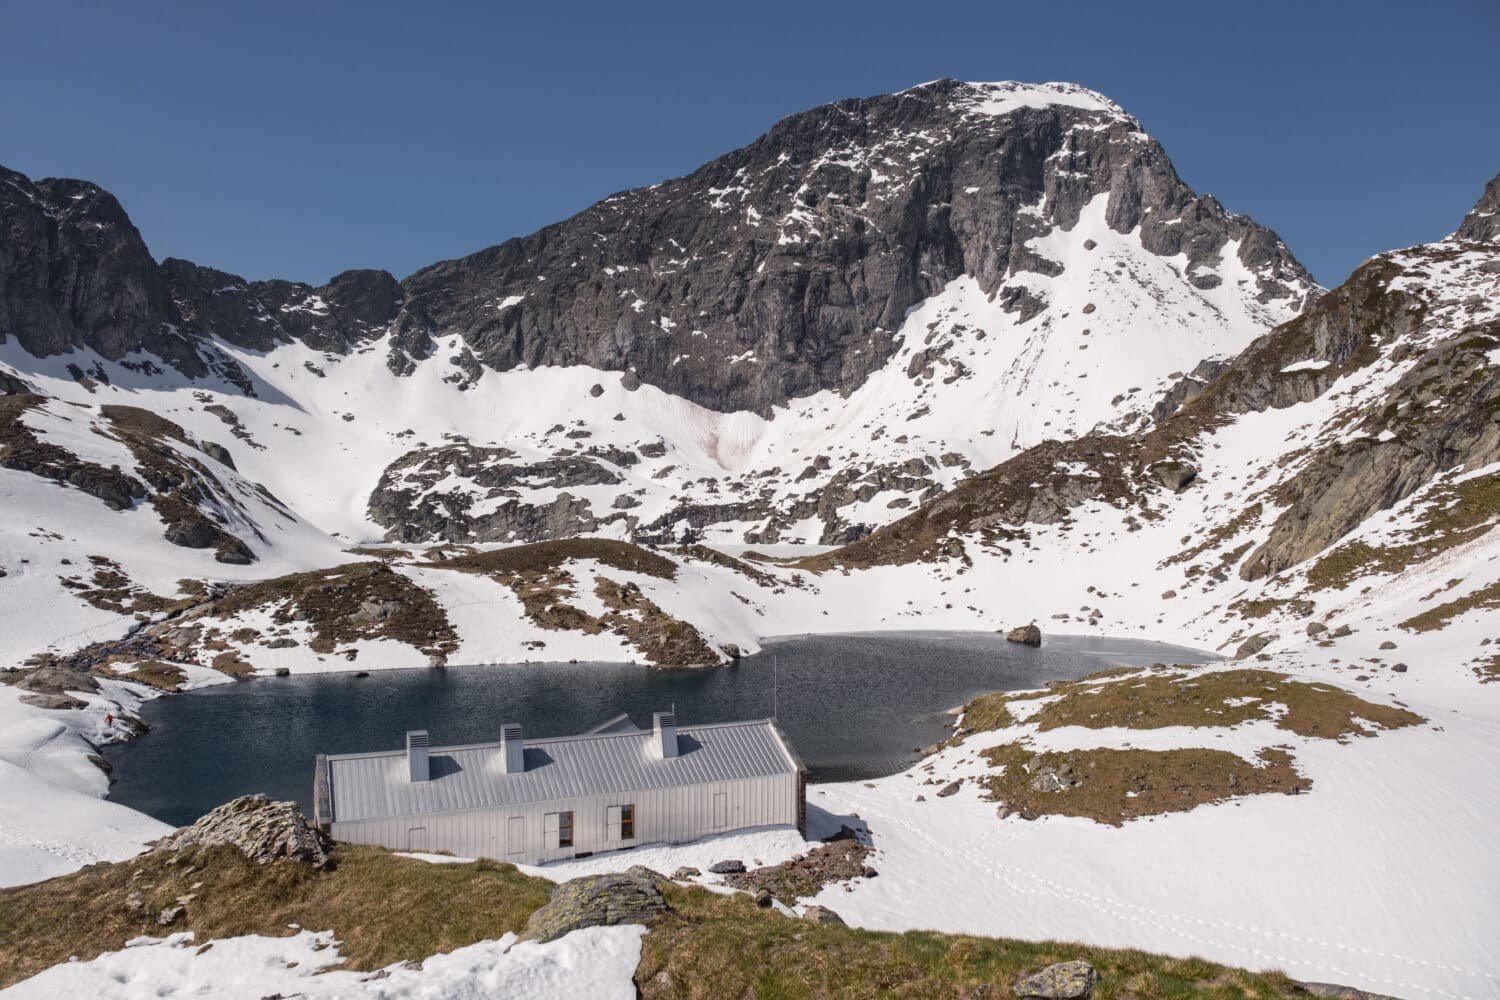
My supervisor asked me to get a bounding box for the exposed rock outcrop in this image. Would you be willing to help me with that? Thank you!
[152,795,332,868]
[1454,169,1500,243]
[522,866,669,942]
[1014,960,1098,999]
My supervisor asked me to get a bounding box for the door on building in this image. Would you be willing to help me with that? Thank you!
[712,792,727,829]
[407,827,428,852]
[506,816,525,858]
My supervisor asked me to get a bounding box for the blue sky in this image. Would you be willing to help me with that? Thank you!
[3,1,1496,287]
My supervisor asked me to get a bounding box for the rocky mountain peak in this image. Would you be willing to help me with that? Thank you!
[1454,169,1500,243]
[1,83,1316,415]
[395,80,1314,412]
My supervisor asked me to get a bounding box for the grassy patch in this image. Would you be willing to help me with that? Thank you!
[638,882,1305,998]
[421,540,718,666]
[433,538,678,580]
[1399,578,1500,633]
[200,562,458,659]
[1028,669,1423,740]
[60,555,181,616]
[1227,597,1314,621]
[0,842,1312,998]
[977,745,1310,827]
[671,543,781,588]
[595,577,719,667]
[95,659,187,692]
[958,690,1023,733]
[0,845,551,988]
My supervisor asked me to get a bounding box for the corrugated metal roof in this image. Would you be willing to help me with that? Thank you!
[325,719,800,823]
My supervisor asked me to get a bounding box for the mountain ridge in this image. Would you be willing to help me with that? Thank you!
[2,79,1314,414]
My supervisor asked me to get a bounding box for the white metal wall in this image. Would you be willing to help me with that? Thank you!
[331,771,799,865]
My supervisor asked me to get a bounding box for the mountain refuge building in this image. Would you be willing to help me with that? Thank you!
[312,712,806,865]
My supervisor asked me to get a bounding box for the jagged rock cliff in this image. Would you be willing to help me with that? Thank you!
[393,80,1312,413]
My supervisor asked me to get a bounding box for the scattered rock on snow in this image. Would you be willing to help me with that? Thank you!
[1234,633,1276,659]
[671,866,701,880]
[522,866,668,942]
[801,905,845,925]
[707,859,746,874]
[1014,959,1098,999]
[1149,460,1197,492]
[936,779,963,797]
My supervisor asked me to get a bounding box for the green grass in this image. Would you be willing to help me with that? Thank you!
[0,843,1313,998]
[1400,578,1500,633]
[1029,669,1424,740]
[639,883,1306,999]
[431,537,679,580]
[955,668,1423,741]
[0,845,550,988]
[202,561,458,657]
[977,744,1310,827]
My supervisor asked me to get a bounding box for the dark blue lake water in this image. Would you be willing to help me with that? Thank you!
[105,631,1213,826]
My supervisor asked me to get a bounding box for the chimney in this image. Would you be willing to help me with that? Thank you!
[653,711,678,759]
[406,730,430,783]
[500,722,525,774]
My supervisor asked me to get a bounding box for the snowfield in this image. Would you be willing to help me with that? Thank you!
[0,925,646,999]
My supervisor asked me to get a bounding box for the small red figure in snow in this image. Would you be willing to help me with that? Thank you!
[104,713,114,725]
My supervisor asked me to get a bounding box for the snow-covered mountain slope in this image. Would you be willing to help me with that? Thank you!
[0,79,1316,557]
[806,170,1500,677]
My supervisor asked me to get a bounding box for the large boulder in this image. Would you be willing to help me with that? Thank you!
[16,666,100,695]
[19,692,88,710]
[1006,624,1042,647]
[801,905,846,925]
[1014,960,1098,999]
[1233,633,1277,659]
[1149,460,1197,492]
[523,866,669,942]
[152,795,332,868]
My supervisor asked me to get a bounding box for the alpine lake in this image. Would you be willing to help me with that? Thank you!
[106,631,1214,826]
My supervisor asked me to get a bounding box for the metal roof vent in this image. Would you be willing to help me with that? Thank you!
[406,730,430,783]
[653,711,678,759]
[500,722,525,774]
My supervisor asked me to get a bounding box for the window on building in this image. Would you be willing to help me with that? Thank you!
[545,811,574,849]
[606,804,636,841]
